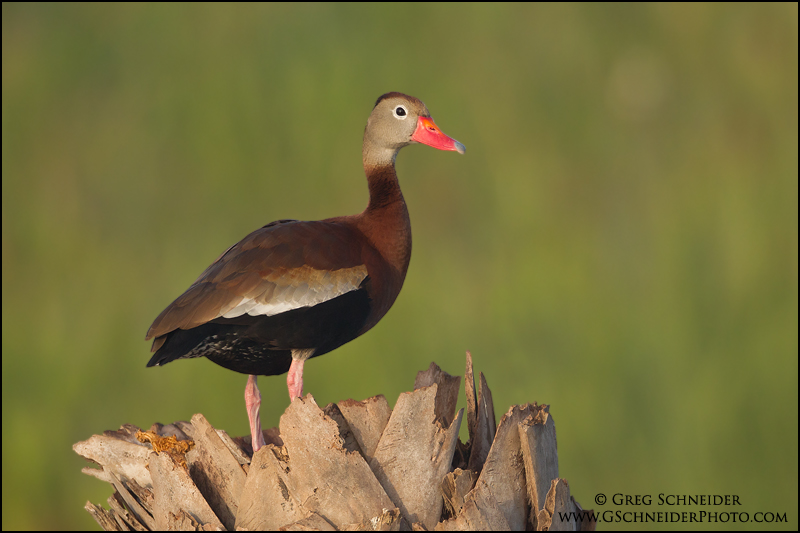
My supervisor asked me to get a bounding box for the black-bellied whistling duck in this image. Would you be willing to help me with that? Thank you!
[146,92,464,452]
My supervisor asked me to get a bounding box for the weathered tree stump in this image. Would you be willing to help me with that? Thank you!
[75,353,595,531]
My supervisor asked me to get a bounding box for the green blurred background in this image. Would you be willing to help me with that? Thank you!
[2,3,797,530]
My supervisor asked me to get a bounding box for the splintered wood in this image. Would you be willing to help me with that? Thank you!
[74,353,595,531]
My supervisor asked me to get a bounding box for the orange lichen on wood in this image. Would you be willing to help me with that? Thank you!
[135,431,194,468]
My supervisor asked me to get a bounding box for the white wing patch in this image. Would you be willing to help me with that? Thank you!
[219,264,367,319]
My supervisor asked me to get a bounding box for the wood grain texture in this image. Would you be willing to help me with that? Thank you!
[441,468,478,517]
[235,444,306,531]
[519,403,559,529]
[149,450,224,530]
[73,429,153,490]
[371,384,464,530]
[338,395,392,462]
[467,404,532,531]
[280,394,396,527]
[466,355,497,474]
[414,361,461,428]
[184,413,247,530]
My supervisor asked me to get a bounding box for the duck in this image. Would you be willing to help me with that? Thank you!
[146,92,465,452]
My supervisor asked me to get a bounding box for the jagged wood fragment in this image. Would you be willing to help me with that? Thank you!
[466,404,532,530]
[104,467,156,530]
[109,508,130,531]
[473,372,497,471]
[125,478,155,517]
[148,450,224,530]
[107,491,146,531]
[322,402,362,454]
[280,394,395,528]
[414,362,462,427]
[81,466,114,484]
[536,478,593,531]
[213,427,251,469]
[338,395,392,461]
[185,413,246,530]
[85,501,122,531]
[73,429,153,489]
[104,493,128,529]
[540,479,597,532]
[371,384,464,530]
[434,488,510,531]
[464,352,478,443]
[465,354,496,474]
[441,468,478,518]
[544,478,574,531]
[518,403,559,529]
[235,444,306,530]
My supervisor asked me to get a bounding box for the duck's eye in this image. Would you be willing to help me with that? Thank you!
[393,105,408,119]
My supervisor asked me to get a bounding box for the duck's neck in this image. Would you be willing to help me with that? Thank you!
[360,158,412,278]
[365,163,404,210]
[362,136,405,210]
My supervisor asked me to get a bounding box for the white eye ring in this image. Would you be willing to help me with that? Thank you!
[393,105,408,119]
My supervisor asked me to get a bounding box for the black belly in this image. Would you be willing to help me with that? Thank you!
[146,288,372,376]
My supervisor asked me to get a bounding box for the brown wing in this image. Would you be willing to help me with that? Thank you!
[146,219,368,344]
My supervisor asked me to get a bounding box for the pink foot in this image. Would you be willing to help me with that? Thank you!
[286,358,305,401]
[245,374,267,453]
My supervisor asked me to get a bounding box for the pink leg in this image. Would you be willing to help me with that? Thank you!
[245,375,267,453]
[286,358,305,401]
